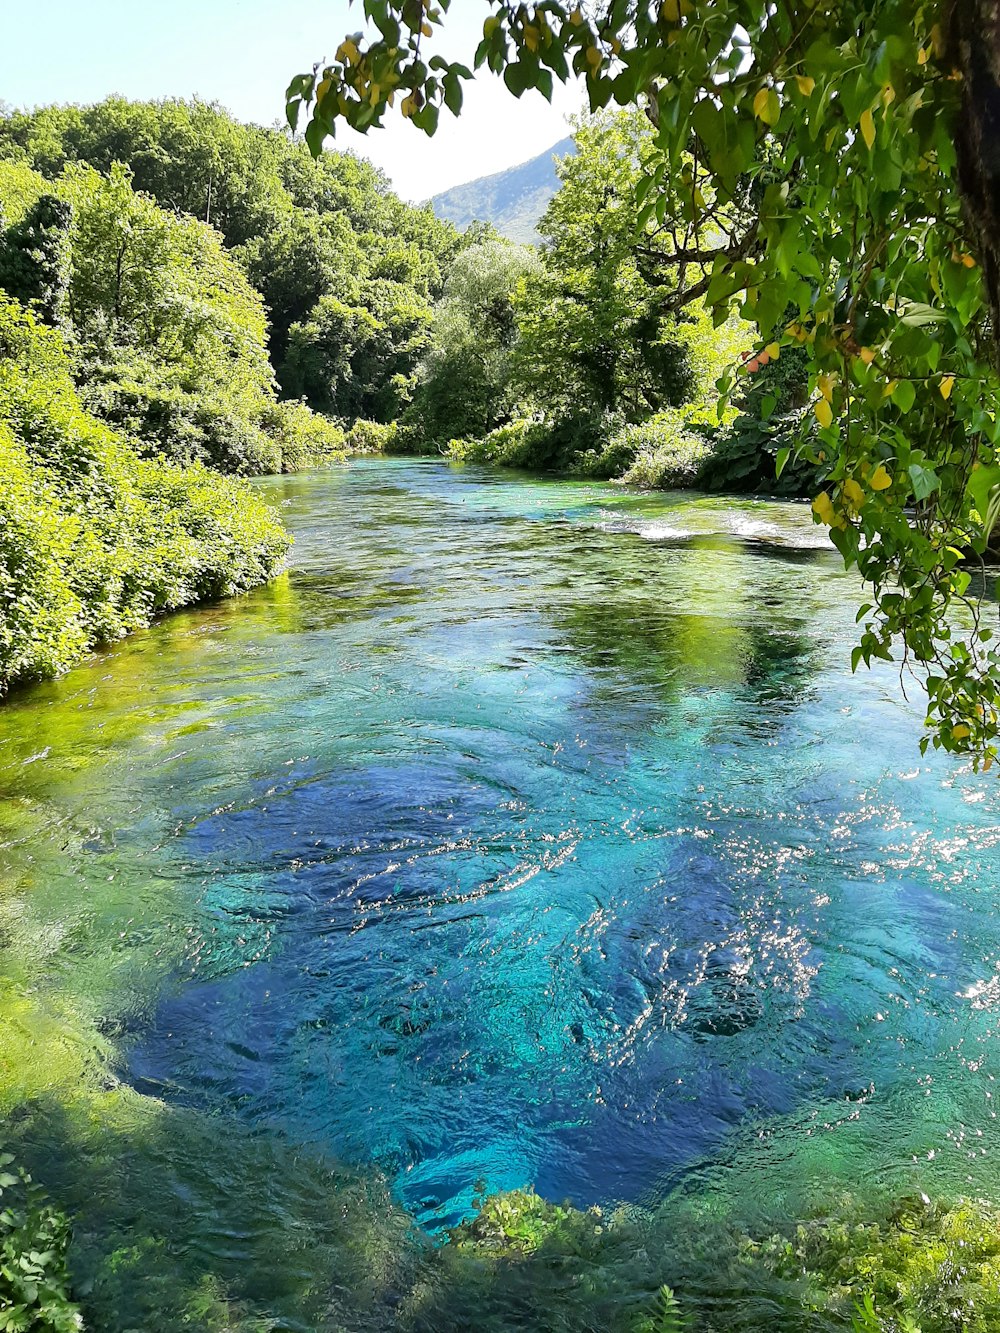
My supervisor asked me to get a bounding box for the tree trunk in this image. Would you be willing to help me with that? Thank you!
[948,0,1000,354]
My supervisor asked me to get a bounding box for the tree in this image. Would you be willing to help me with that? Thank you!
[0,97,461,397]
[283,277,432,421]
[0,193,71,325]
[515,110,696,425]
[236,210,363,371]
[288,1,1000,768]
[413,238,541,440]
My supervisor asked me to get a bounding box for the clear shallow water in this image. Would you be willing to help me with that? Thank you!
[2,459,1000,1236]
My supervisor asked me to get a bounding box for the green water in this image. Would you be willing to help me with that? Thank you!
[2,459,999,1329]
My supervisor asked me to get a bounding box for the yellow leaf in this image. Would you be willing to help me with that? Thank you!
[870,464,892,491]
[795,75,815,97]
[812,491,835,524]
[818,373,835,402]
[930,23,944,56]
[962,252,977,268]
[585,45,603,71]
[940,375,955,399]
[842,478,865,510]
[401,94,418,118]
[484,15,500,36]
[337,38,360,65]
[884,379,898,397]
[882,83,896,106]
[316,77,333,102]
[859,107,876,150]
[952,724,971,741]
[814,398,833,429]
[421,21,433,36]
[753,87,780,125]
[859,347,876,365]
[765,341,781,359]
[917,46,929,65]
[569,8,584,24]
[661,0,681,21]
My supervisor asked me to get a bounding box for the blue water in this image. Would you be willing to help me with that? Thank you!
[4,459,1000,1233]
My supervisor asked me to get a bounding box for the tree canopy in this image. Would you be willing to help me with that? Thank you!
[0,97,461,422]
[288,1,1000,769]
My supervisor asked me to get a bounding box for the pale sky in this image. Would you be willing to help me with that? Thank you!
[1,1,583,200]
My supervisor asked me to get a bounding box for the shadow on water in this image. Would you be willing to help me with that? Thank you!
[6,1093,416,1332]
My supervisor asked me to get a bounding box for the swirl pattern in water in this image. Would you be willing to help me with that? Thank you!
[2,460,999,1232]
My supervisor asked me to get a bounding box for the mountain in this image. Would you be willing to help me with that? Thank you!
[430,136,575,244]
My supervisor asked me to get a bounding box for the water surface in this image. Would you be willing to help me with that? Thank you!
[2,459,999,1237]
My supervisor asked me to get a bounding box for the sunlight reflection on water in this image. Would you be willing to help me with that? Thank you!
[2,459,999,1231]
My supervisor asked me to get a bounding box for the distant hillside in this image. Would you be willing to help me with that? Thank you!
[430,136,575,244]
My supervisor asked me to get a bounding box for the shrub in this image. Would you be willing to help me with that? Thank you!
[346,417,424,455]
[698,408,822,497]
[0,1150,83,1332]
[265,399,346,472]
[613,409,714,488]
[448,418,545,466]
[0,295,289,693]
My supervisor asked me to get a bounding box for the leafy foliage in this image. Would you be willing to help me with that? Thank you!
[748,1194,1000,1332]
[0,97,461,426]
[283,279,432,423]
[0,194,71,326]
[513,112,697,425]
[288,0,1000,763]
[0,1151,82,1333]
[411,238,541,441]
[0,152,345,475]
[428,110,750,479]
[0,295,288,692]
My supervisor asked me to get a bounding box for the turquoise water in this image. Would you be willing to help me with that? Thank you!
[3,458,1000,1248]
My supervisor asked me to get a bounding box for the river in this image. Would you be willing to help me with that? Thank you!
[2,459,999,1326]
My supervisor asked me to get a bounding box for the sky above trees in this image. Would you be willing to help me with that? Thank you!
[0,0,581,200]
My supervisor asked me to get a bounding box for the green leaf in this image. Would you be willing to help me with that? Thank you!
[503,62,532,97]
[908,463,939,500]
[968,465,1000,530]
[893,379,916,413]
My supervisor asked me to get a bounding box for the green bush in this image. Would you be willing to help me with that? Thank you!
[0,295,289,693]
[698,408,822,497]
[346,417,425,455]
[0,157,343,478]
[265,399,346,472]
[450,418,600,477]
[447,418,565,470]
[612,410,714,488]
[0,1150,82,1332]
